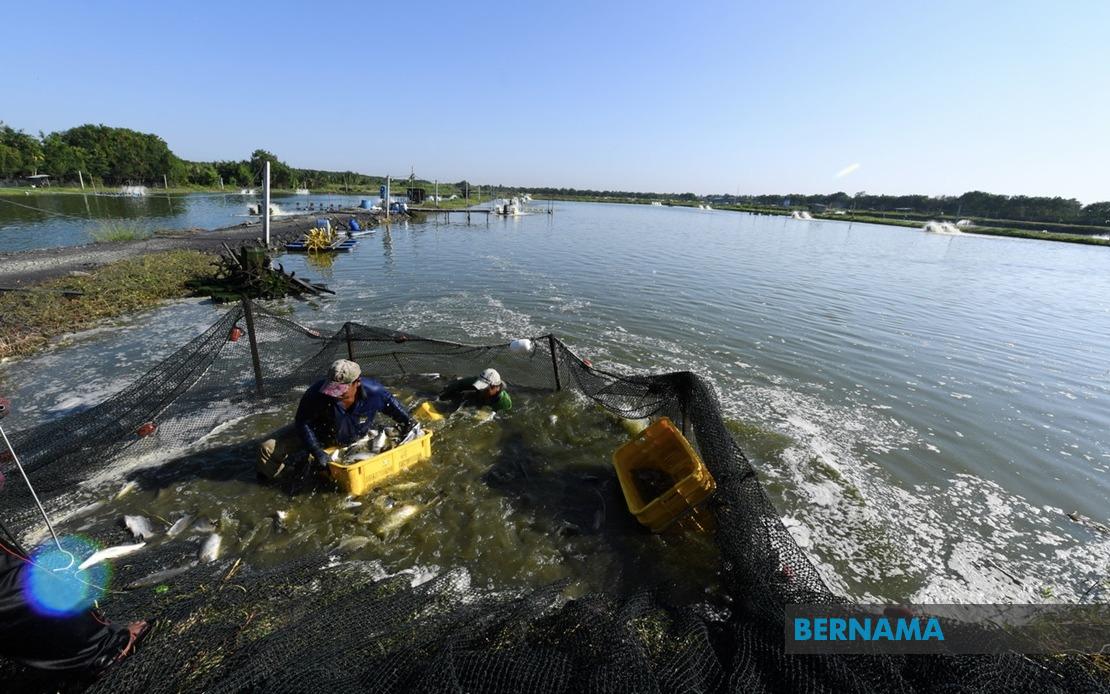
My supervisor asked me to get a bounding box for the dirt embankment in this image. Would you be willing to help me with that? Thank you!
[0,211,385,287]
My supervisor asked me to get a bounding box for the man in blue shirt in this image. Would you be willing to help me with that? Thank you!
[257,359,414,481]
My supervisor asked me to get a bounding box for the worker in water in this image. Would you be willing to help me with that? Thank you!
[0,470,148,674]
[438,368,512,412]
[257,359,415,480]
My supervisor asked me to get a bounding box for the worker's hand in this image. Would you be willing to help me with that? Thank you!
[311,449,331,470]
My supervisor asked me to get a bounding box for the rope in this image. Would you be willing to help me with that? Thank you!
[0,424,75,570]
[0,196,92,220]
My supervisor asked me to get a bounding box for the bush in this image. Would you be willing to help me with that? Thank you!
[88,221,153,243]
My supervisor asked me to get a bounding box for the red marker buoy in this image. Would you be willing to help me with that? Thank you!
[137,422,157,438]
[228,325,244,342]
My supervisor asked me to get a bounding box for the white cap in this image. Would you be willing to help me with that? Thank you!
[473,368,503,390]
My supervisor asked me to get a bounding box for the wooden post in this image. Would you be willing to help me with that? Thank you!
[241,299,265,396]
[435,179,438,208]
[163,174,169,190]
[385,175,391,222]
[344,323,355,361]
[548,335,562,391]
[263,161,271,246]
[77,170,85,190]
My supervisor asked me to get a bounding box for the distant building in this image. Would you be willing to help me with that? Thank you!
[407,187,427,204]
[25,174,51,187]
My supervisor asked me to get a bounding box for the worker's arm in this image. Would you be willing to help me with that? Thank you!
[293,387,329,463]
[363,381,414,428]
[438,377,470,402]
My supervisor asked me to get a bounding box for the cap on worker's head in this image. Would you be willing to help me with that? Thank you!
[473,368,503,390]
[322,359,361,397]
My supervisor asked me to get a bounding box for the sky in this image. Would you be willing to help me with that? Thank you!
[2,1,1108,201]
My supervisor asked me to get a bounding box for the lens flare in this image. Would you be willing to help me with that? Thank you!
[22,536,109,617]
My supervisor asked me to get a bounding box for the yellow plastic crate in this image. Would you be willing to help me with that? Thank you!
[613,417,716,532]
[327,431,433,496]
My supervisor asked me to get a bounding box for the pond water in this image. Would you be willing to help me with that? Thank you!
[0,191,374,251]
[2,200,1109,604]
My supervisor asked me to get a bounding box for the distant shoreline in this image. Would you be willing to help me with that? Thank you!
[534,195,1110,247]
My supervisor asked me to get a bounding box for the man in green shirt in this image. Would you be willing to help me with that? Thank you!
[438,368,512,412]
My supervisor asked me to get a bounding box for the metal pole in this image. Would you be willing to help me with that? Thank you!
[241,299,265,396]
[385,175,391,222]
[548,335,562,391]
[0,422,74,566]
[344,323,355,360]
[163,173,169,190]
[263,161,271,246]
[77,170,85,190]
[435,179,438,208]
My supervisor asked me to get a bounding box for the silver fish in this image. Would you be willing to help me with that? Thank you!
[125,562,197,590]
[115,480,138,499]
[342,499,363,509]
[78,542,146,571]
[192,517,217,533]
[199,533,221,563]
[124,515,157,541]
[378,505,421,534]
[335,536,373,553]
[69,500,106,519]
[166,515,194,538]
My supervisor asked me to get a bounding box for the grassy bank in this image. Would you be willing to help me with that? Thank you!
[541,195,1110,247]
[0,250,214,360]
[0,185,490,200]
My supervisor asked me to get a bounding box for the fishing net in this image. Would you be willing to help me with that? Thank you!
[1,301,1105,693]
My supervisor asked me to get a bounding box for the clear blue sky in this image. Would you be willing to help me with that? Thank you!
[3,1,1108,200]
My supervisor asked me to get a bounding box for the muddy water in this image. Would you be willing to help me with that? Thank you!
[56,385,721,601]
[5,200,1110,605]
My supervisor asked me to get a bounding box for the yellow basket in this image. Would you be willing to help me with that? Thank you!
[612,417,716,532]
[327,432,433,496]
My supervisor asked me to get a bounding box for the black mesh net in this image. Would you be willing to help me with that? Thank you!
[1,302,1106,692]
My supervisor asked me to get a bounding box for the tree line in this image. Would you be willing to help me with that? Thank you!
[0,122,462,194]
[3,122,1106,226]
[530,187,1110,226]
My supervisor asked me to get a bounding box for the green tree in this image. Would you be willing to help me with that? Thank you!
[41,132,86,179]
[0,122,44,177]
[249,150,292,187]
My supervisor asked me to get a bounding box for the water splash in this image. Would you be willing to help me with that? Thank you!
[923,221,961,234]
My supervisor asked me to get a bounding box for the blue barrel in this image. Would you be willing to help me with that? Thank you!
[360,199,372,209]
